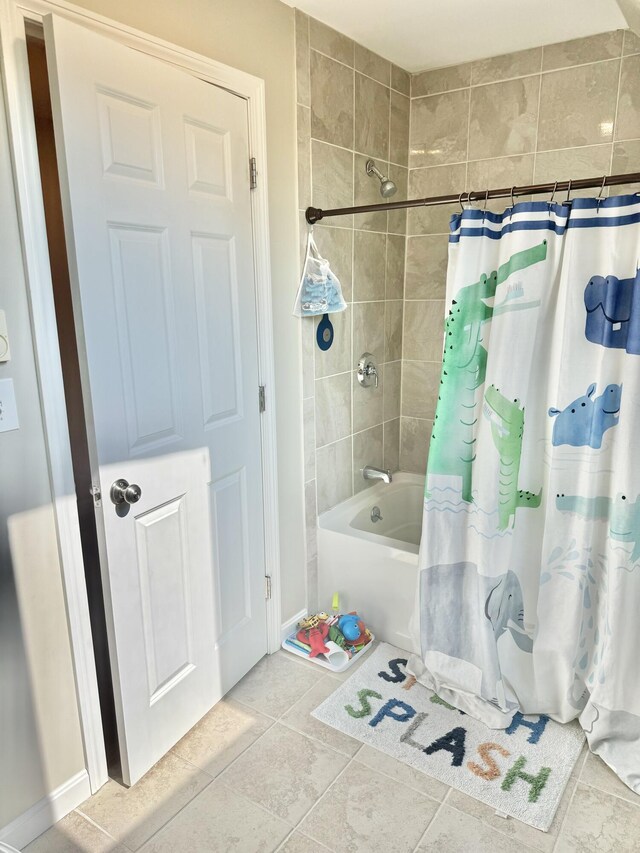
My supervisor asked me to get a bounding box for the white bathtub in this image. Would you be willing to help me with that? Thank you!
[317,473,423,653]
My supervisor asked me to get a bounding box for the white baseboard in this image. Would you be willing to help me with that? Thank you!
[0,770,91,850]
[280,608,307,643]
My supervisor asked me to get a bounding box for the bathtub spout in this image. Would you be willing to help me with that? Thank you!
[362,465,393,484]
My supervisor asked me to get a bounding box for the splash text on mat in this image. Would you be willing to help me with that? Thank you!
[343,657,552,804]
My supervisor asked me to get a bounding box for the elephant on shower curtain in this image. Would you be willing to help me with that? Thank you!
[409,195,640,795]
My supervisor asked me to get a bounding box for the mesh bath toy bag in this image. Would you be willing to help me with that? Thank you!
[293,228,347,317]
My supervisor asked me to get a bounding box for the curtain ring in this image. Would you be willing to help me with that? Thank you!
[549,181,558,207]
[482,188,489,223]
[565,179,573,205]
[510,185,516,208]
[458,191,465,212]
[596,175,607,213]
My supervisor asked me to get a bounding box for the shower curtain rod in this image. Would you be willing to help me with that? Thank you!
[304,171,640,224]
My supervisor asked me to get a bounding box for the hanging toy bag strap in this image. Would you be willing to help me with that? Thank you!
[292,227,347,317]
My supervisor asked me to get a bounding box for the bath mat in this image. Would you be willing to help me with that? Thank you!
[312,643,585,831]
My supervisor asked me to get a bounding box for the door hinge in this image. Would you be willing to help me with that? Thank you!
[265,575,272,600]
[90,484,102,507]
[258,384,266,413]
[250,156,257,190]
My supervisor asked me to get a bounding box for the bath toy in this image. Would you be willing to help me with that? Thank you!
[328,625,348,648]
[338,613,362,642]
[338,613,372,646]
[297,612,331,658]
[297,621,330,658]
[298,612,329,630]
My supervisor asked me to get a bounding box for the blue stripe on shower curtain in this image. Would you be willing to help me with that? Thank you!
[409,192,640,795]
[449,194,640,242]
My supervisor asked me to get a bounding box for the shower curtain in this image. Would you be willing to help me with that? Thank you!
[409,195,640,793]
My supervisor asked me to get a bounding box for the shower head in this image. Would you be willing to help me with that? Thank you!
[379,178,397,198]
[366,159,397,198]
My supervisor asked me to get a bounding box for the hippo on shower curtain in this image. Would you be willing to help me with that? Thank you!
[584,270,640,354]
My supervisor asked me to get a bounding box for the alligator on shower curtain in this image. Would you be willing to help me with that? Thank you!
[409,195,640,794]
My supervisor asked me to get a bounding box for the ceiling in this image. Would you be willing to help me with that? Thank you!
[281,0,629,72]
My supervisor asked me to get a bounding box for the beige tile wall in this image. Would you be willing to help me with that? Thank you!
[295,11,411,609]
[296,21,640,608]
[401,28,640,475]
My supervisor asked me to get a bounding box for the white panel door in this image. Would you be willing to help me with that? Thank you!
[43,13,268,785]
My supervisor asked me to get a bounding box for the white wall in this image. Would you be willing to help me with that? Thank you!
[0,0,305,826]
[0,80,85,826]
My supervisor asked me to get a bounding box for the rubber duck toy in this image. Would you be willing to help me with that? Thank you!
[297,612,330,658]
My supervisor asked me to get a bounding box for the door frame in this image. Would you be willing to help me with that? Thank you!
[0,0,282,794]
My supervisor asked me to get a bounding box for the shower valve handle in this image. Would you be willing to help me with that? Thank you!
[357,353,378,388]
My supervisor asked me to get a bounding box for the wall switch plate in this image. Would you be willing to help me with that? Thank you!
[0,378,19,433]
[0,310,10,362]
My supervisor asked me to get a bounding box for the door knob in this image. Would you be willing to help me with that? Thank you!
[110,478,142,506]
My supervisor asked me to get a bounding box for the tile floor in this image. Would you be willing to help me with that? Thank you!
[25,646,640,852]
